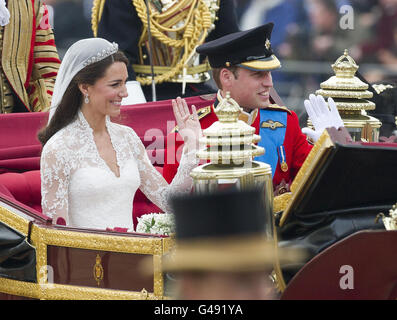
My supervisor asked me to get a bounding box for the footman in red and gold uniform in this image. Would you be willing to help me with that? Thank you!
[0,0,60,113]
[163,23,313,190]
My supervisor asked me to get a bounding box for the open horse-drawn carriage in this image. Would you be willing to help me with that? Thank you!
[1,94,397,300]
[0,96,200,300]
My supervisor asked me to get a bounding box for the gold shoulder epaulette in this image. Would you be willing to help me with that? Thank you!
[267,104,292,115]
[171,105,212,133]
[91,0,106,37]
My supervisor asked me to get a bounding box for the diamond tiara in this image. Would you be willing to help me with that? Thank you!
[82,42,119,67]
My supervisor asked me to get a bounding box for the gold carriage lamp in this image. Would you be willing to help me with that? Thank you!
[190,92,272,189]
[313,50,381,142]
[189,92,287,290]
[190,92,274,236]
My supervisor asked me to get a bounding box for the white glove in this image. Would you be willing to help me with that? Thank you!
[121,81,147,106]
[0,0,10,26]
[302,94,344,142]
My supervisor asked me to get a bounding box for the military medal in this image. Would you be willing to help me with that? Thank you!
[281,161,288,172]
[278,145,288,172]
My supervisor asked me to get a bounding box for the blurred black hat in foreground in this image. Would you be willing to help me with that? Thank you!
[160,188,303,273]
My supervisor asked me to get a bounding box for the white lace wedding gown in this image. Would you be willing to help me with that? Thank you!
[40,111,197,230]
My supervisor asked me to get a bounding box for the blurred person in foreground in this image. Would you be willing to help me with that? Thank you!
[146,188,304,300]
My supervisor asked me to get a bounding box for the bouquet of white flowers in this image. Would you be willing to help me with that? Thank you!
[136,213,175,236]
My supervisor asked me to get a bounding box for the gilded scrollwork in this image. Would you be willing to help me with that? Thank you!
[40,283,160,300]
[274,192,292,213]
[0,206,30,235]
[30,225,166,254]
[23,223,172,299]
[0,276,165,300]
[0,173,171,300]
[0,278,39,299]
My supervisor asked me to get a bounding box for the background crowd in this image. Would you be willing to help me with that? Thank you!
[46,0,397,124]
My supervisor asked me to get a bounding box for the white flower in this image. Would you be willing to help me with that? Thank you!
[136,213,175,236]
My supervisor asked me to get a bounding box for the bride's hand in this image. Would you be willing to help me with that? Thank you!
[172,97,202,152]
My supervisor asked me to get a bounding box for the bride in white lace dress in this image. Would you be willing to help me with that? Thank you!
[38,38,202,230]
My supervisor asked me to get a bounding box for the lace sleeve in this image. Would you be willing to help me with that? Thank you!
[40,140,71,225]
[129,130,198,213]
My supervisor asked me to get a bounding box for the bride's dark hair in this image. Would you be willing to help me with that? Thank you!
[38,51,129,146]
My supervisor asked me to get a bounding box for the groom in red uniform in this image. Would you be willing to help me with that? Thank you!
[163,23,312,190]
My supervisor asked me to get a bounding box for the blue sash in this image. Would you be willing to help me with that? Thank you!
[255,109,287,177]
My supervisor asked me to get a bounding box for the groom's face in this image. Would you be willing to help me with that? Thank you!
[85,62,129,117]
[220,67,274,111]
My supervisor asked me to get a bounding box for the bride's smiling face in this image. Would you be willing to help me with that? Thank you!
[83,61,128,117]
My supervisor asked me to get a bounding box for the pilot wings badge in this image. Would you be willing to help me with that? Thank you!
[261,119,285,130]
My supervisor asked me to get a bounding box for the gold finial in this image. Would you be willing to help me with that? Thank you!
[195,91,264,164]
[315,49,375,109]
[215,91,242,123]
[140,288,149,299]
[313,49,380,142]
[331,49,359,78]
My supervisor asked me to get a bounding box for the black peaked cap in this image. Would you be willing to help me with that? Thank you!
[196,23,280,70]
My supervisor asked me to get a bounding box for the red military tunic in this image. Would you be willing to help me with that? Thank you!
[1,0,60,113]
[163,103,312,188]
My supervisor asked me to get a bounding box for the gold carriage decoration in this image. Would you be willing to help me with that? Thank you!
[0,198,172,300]
[190,92,274,230]
[188,93,291,291]
[312,50,381,142]
[378,204,397,231]
[92,0,220,86]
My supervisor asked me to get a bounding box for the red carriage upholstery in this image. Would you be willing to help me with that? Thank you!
[0,96,215,228]
[0,170,42,213]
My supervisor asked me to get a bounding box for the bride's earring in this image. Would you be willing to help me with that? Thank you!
[84,93,90,104]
